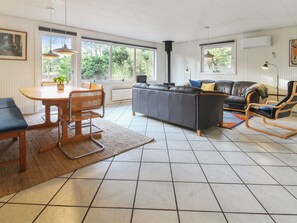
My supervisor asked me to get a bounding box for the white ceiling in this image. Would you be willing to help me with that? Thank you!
[1,0,297,43]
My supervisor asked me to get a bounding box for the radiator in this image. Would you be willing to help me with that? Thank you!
[111,88,132,101]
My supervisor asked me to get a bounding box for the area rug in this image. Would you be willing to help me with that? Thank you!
[220,111,251,129]
[0,116,153,198]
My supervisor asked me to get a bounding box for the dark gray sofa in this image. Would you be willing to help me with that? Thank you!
[199,80,260,111]
[132,84,228,136]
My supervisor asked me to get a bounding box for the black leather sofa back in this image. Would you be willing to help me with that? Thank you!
[232,81,257,96]
[198,80,260,111]
[132,84,228,131]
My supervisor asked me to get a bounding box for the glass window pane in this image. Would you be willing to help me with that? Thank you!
[201,43,235,74]
[81,40,110,81]
[41,35,72,82]
[111,46,134,80]
[136,49,155,80]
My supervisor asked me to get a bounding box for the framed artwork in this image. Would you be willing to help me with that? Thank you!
[0,28,27,61]
[289,39,297,67]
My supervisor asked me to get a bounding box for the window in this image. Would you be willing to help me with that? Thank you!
[81,39,156,81]
[136,48,155,80]
[41,34,73,82]
[112,46,134,80]
[201,41,236,74]
[81,41,110,81]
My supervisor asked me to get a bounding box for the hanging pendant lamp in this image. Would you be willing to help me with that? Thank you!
[204,26,214,59]
[53,0,77,55]
[42,8,60,59]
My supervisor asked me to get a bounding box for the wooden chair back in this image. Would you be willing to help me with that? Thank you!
[41,81,57,86]
[81,82,91,89]
[69,89,104,119]
[275,81,297,118]
[90,83,103,90]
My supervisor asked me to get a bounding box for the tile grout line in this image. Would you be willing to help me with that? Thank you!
[183,129,229,223]
[81,103,134,222]
[80,157,114,222]
[31,171,77,222]
[164,122,181,223]
[129,113,149,223]
[208,130,278,222]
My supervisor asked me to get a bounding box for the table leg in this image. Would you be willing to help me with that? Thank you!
[28,105,58,130]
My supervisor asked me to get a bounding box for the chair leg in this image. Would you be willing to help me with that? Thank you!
[68,119,103,133]
[245,113,297,139]
[90,118,105,151]
[19,131,26,172]
[245,111,250,128]
[58,118,105,160]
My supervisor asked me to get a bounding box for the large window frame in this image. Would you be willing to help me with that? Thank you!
[200,40,236,75]
[81,38,157,82]
[39,31,76,84]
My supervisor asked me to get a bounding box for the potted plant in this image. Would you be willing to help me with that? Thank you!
[54,74,69,91]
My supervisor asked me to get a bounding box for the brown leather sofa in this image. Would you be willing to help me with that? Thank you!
[199,80,260,111]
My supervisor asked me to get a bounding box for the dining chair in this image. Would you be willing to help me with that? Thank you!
[81,81,91,89]
[245,81,297,139]
[58,89,105,159]
[68,82,104,132]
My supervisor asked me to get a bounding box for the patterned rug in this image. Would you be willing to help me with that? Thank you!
[221,111,251,129]
[0,115,153,198]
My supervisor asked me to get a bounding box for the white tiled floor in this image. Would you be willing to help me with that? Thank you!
[1,102,297,222]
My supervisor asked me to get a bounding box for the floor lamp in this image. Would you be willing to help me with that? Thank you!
[262,61,279,101]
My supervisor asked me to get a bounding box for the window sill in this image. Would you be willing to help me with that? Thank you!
[200,72,236,75]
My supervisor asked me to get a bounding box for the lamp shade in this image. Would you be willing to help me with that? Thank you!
[262,61,269,69]
[204,51,215,59]
[52,0,78,55]
[42,50,60,59]
[53,44,78,55]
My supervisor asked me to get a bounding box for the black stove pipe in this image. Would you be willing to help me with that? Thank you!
[163,41,174,83]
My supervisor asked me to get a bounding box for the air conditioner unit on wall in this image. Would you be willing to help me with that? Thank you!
[240,36,272,49]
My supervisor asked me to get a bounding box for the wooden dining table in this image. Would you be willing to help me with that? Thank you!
[19,85,99,153]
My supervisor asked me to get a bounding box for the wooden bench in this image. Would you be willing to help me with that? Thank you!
[0,98,28,171]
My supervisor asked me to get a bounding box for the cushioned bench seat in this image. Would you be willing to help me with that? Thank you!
[0,97,16,109]
[0,107,28,133]
[0,98,28,172]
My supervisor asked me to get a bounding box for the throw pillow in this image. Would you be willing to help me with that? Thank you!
[259,104,276,112]
[201,83,215,91]
[189,79,201,88]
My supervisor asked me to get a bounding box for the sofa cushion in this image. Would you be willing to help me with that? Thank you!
[0,97,16,109]
[214,80,234,95]
[133,83,149,88]
[169,86,202,94]
[149,84,170,91]
[201,83,215,91]
[231,81,256,96]
[200,80,215,84]
[0,107,28,133]
[189,79,202,88]
[225,95,246,104]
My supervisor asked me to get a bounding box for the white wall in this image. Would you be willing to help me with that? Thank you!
[171,26,297,92]
[0,14,166,113]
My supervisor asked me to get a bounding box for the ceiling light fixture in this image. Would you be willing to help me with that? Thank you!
[53,0,77,55]
[204,26,214,59]
[42,7,60,59]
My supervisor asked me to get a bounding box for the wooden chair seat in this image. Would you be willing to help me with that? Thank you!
[61,111,101,122]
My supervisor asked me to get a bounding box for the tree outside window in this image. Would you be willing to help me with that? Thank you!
[81,39,156,81]
[201,42,236,74]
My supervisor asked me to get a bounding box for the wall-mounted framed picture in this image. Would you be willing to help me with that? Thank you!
[0,28,27,61]
[289,39,297,67]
